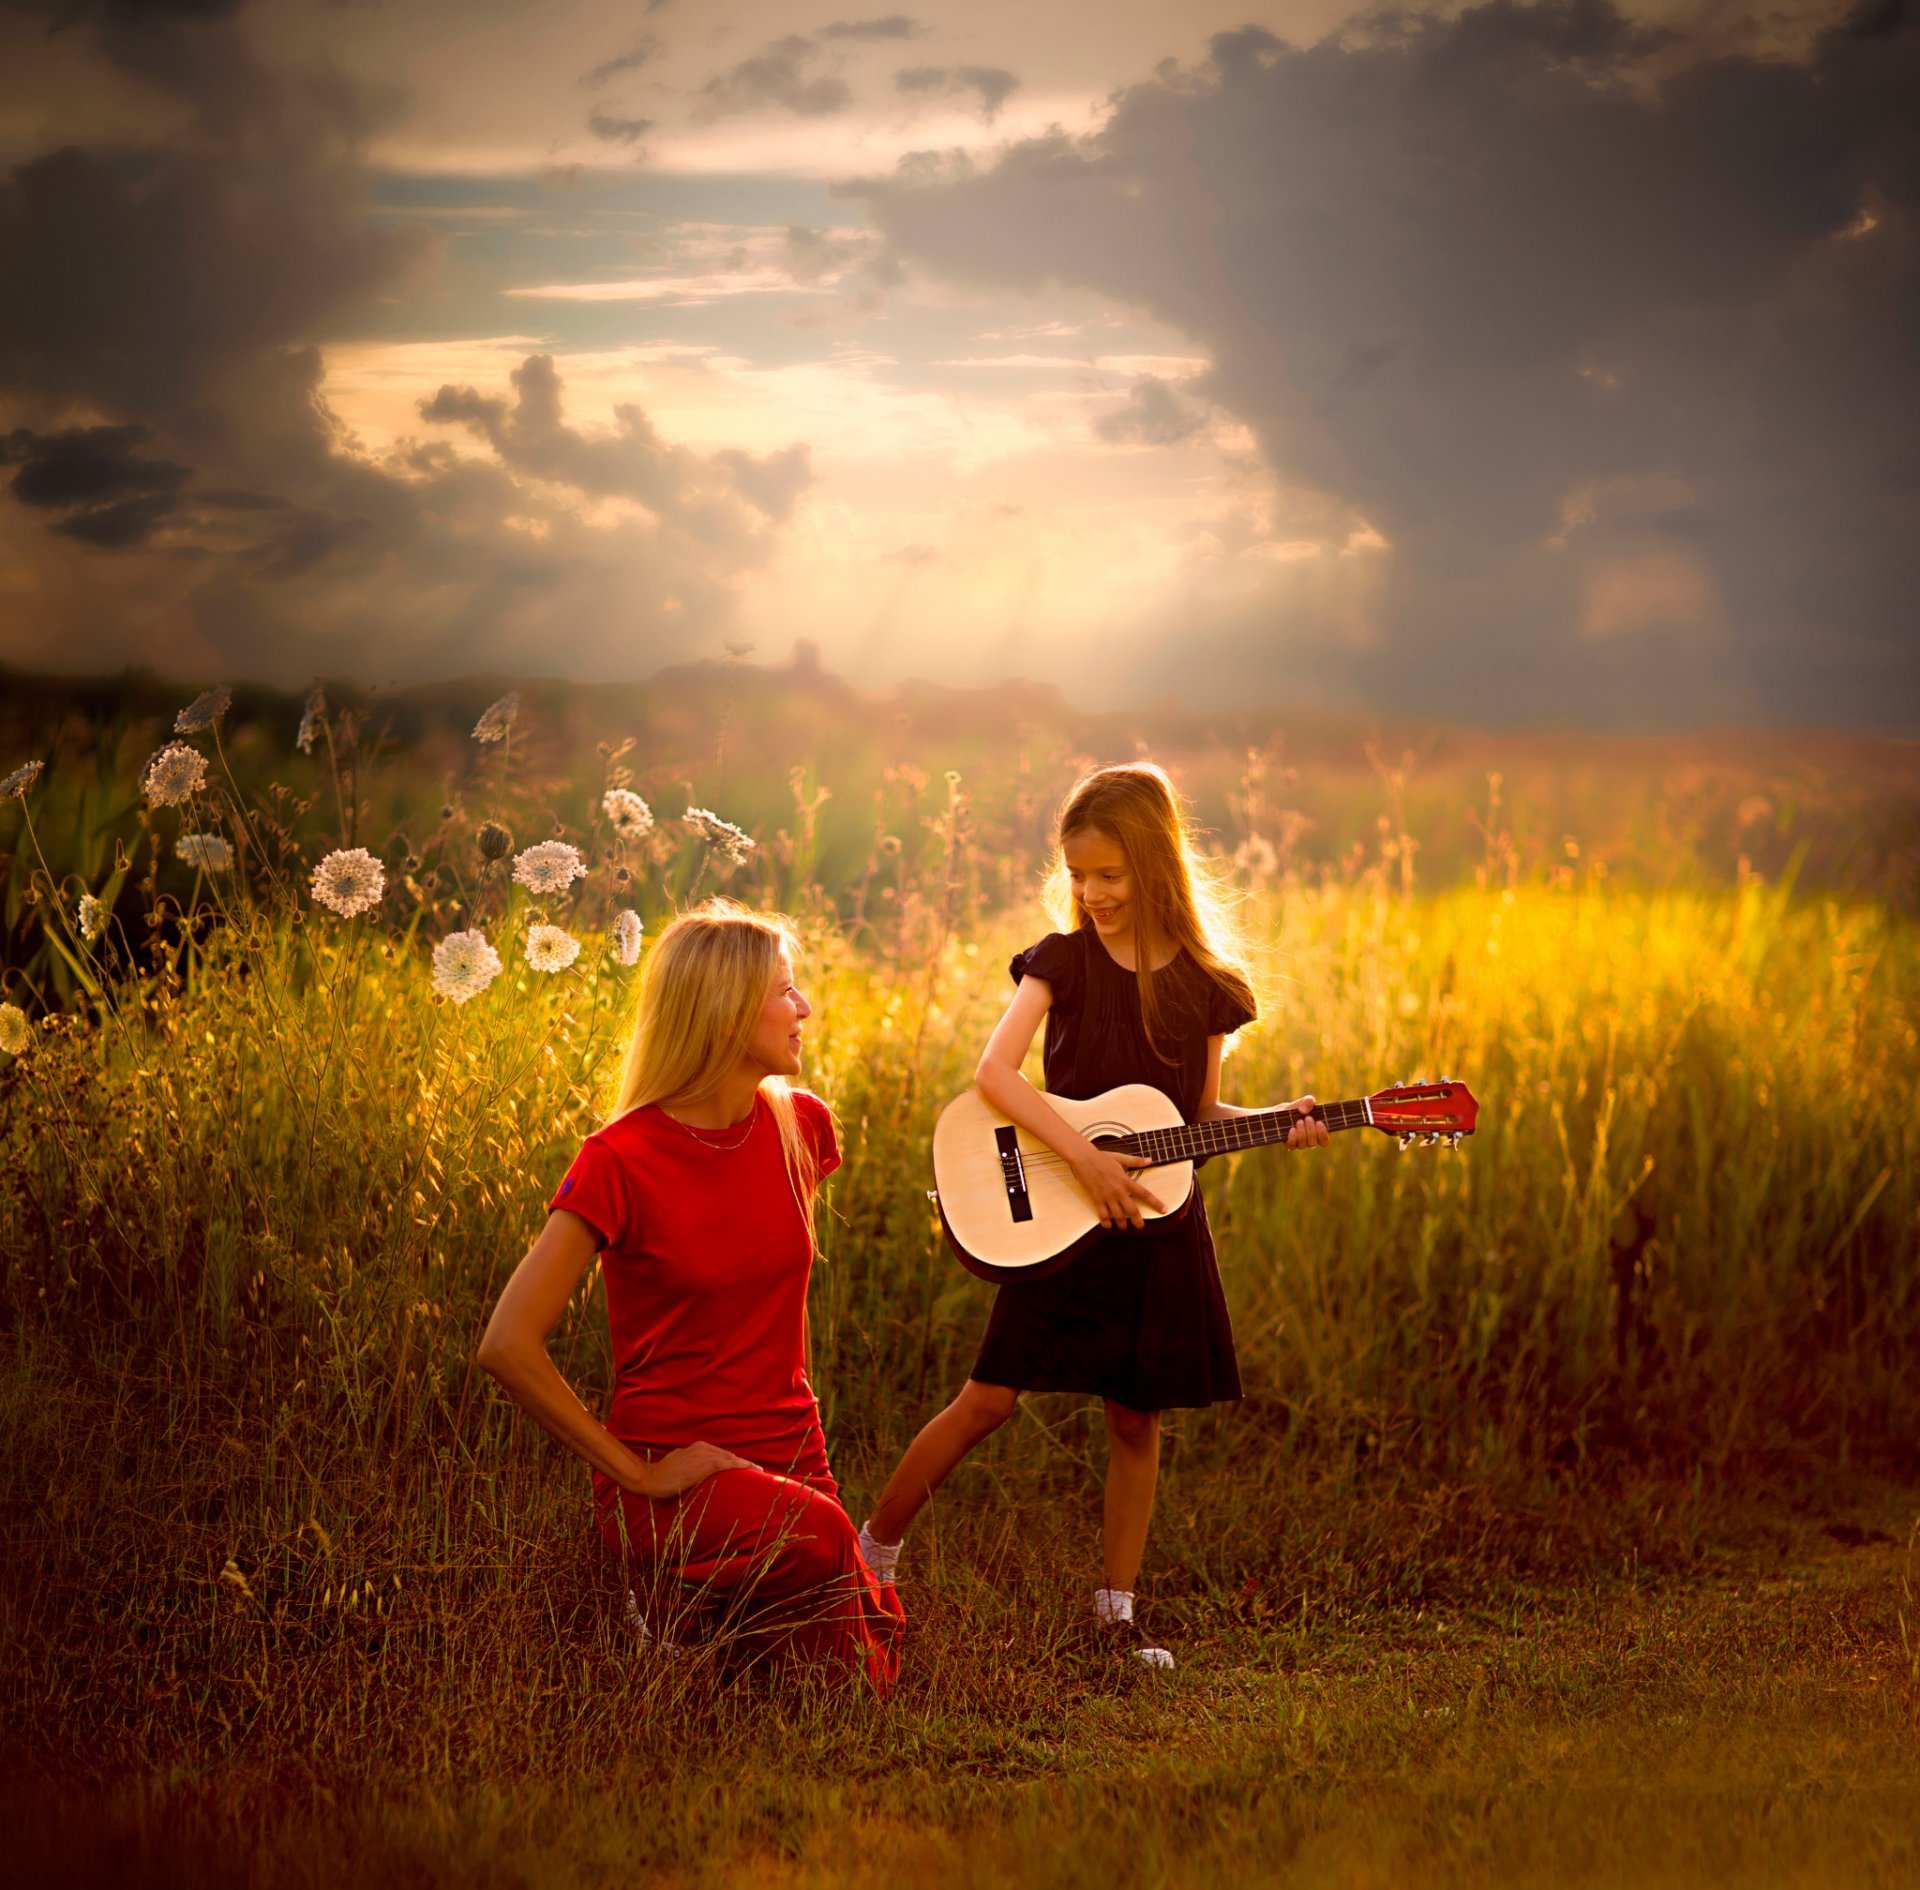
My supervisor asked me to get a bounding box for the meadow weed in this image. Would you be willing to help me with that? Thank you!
[0,678,1916,1884]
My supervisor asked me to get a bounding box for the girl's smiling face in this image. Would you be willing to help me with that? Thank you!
[1064,826,1136,946]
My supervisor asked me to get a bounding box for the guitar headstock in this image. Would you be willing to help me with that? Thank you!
[1365,1078,1479,1147]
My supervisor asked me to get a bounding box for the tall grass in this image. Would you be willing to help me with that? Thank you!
[0,690,1916,1880]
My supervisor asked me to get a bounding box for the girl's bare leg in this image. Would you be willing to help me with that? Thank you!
[1101,1400,1162,1592]
[866,1378,1019,1544]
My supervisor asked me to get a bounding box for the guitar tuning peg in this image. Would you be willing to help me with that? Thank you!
[1448,1132,1464,1148]
[1397,1133,1413,1151]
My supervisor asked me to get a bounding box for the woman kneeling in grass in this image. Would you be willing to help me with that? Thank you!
[478,899,902,1689]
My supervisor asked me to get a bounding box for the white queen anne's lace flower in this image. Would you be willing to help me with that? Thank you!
[310,847,385,917]
[175,687,231,734]
[142,743,207,807]
[432,929,504,1004]
[1,760,42,800]
[614,908,643,967]
[512,839,587,895]
[0,1003,29,1057]
[472,693,519,743]
[525,922,580,973]
[77,893,105,942]
[176,832,234,872]
[683,806,755,865]
[603,788,654,841]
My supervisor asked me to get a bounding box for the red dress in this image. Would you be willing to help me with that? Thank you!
[548,1088,902,1689]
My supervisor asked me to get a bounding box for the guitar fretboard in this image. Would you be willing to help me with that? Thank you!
[1117,1099,1370,1167]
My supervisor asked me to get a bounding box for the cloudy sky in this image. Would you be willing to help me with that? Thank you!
[0,0,1914,726]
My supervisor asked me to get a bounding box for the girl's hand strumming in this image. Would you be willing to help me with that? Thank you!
[1071,1141,1168,1230]
[635,1441,754,1499]
[1282,1095,1330,1151]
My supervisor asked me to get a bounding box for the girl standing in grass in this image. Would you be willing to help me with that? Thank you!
[478,899,902,1689]
[857,762,1327,1666]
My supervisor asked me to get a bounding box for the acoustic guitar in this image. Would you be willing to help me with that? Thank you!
[931,1079,1479,1282]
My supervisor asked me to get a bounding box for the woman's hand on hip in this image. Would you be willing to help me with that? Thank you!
[635,1441,754,1499]
[1282,1095,1330,1150]
[1071,1141,1167,1230]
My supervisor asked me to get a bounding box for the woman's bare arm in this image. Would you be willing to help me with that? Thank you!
[476,1209,750,1498]
[973,976,1166,1227]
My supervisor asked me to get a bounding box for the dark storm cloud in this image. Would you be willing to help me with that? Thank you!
[697,35,853,119]
[581,34,659,87]
[587,106,653,145]
[819,15,923,38]
[0,3,810,681]
[860,0,1920,727]
[893,63,1019,117]
[1092,376,1206,447]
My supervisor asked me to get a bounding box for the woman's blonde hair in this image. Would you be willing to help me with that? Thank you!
[607,898,825,1225]
[1043,761,1257,1063]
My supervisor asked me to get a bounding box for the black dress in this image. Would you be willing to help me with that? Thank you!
[970,927,1254,1411]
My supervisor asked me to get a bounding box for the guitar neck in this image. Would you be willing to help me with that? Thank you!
[1121,1099,1371,1167]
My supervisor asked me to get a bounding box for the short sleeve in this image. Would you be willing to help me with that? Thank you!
[794,1090,842,1180]
[1206,974,1256,1038]
[547,1133,632,1251]
[1009,931,1078,1005]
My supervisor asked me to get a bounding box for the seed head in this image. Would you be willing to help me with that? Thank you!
[432,929,504,1004]
[513,839,587,895]
[525,922,581,973]
[603,788,655,841]
[472,693,519,744]
[175,686,232,734]
[614,908,643,967]
[477,820,514,861]
[311,847,386,918]
[176,832,235,872]
[142,743,208,807]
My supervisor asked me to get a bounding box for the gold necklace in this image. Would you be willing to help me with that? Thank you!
[660,1101,758,1152]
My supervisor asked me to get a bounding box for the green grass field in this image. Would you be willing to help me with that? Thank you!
[2,680,1917,1886]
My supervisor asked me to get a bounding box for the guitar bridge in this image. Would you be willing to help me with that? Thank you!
[994,1125,1034,1223]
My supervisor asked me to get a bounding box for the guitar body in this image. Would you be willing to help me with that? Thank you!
[931,1075,1479,1285]
[931,1084,1196,1283]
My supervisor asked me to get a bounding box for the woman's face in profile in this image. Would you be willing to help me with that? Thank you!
[746,945,812,1080]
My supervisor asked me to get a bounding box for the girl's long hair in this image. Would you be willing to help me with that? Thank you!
[605,898,824,1226]
[1043,761,1257,1063]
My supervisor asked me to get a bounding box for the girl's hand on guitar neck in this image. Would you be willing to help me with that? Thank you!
[1069,1140,1168,1230]
[1282,1095,1330,1151]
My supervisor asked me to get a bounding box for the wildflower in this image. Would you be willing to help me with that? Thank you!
[603,788,655,841]
[1233,834,1279,881]
[476,820,514,862]
[1,760,42,800]
[684,806,755,866]
[174,686,232,734]
[177,832,234,872]
[310,847,385,918]
[526,922,581,973]
[613,865,632,891]
[472,693,519,743]
[0,1003,28,1057]
[513,839,587,895]
[614,909,643,967]
[432,929,504,1004]
[296,685,326,754]
[78,893,105,943]
[142,743,208,807]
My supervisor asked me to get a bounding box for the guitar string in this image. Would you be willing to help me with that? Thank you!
[983,1100,1461,1179]
[990,1103,1381,1176]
